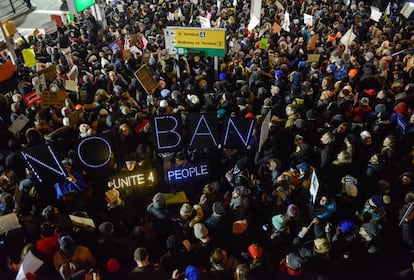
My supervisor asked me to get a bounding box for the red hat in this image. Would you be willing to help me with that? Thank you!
[393,102,407,113]
[245,112,255,119]
[248,243,263,259]
[106,258,120,273]
[349,69,358,78]
[364,89,376,96]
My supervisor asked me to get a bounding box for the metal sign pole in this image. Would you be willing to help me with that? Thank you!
[0,22,17,64]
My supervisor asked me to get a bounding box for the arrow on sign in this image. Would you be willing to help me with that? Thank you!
[171,40,177,45]
[170,31,176,36]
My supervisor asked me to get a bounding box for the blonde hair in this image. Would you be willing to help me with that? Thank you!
[314,238,331,255]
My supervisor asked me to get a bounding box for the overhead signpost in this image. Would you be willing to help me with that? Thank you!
[164,27,226,57]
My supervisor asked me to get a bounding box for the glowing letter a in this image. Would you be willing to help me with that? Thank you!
[189,114,218,148]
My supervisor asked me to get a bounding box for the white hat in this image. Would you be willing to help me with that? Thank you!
[159,100,168,108]
[12,94,22,103]
[360,130,371,140]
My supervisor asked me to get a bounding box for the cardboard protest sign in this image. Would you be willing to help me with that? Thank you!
[8,114,30,136]
[123,49,131,61]
[64,80,78,92]
[40,90,67,109]
[36,64,57,81]
[307,54,320,64]
[134,64,158,94]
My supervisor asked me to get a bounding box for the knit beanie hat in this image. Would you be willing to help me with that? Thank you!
[271,214,285,231]
[180,203,193,219]
[98,222,114,236]
[232,219,248,234]
[339,220,354,233]
[248,243,263,259]
[287,204,299,218]
[287,252,303,270]
[343,175,358,197]
[360,130,371,140]
[159,100,168,108]
[185,265,201,280]
[152,192,165,209]
[193,223,209,240]
[106,258,120,273]
[58,235,76,253]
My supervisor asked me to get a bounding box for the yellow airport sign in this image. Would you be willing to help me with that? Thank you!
[164,27,226,57]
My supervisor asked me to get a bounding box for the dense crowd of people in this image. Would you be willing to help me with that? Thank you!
[1,0,414,279]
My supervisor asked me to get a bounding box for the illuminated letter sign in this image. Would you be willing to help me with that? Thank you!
[166,164,209,183]
[21,145,67,183]
[153,115,182,151]
[108,169,156,189]
[222,118,255,148]
[77,136,112,168]
[187,113,219,149]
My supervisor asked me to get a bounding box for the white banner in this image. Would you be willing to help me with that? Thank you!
[370,6,382,22]
[247,15,260,32]
[304,13,313,26]
[250,0,262,25]
[199,16,211,28]
[42,20,57,35]
[310,170,319,204]
[282,11,290,32]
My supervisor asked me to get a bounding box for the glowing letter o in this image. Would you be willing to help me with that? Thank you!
[77,136,112,168]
